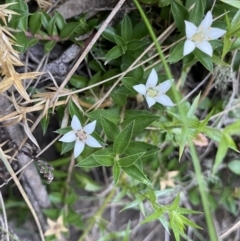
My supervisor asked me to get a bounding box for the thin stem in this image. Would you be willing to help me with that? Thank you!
[188,141,219,240]
[133,1,218,240]
[133,0,172,79]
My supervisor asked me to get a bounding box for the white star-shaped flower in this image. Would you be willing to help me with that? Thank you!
[44,215,68,240]
[183,11,226,56]
[133,69,174,108]
[59,115,102,158]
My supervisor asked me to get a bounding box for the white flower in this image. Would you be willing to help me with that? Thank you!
[133,69,174,108]
[183,11,226,56]
[59,115,102,158]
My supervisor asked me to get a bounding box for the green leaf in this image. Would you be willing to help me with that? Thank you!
[113,121,134,155]
[40,115,49,135]
[118,152,145,167]
[213,133,229,173]
[121,15,132,41]
[110,91,127,106]
[127,40,148,50]
[29,12,42,35]
[177,207,202,215]
[121,77,139,91]
[40,11,51,29]
[189,0,204,25]
[13,31,28,52]
[141,208,164,224]
[28,38,39,47]
[124,141,159,157]
[122,164,151,185]
[179,129,187,160]
[194,49,213,72]
[187,93,201,117]
[180,214,202,229]
[171,0,189,33]
[202,126,222,143]
[76,155,101,168]
[132,21,148,39]
[90,148,115,166]
[114,34,125,46]
[122,114,159,132]
[87,108,121,125]
[55,12,66,30]
[61,142,75,155]
[7,0,28,31]
[220,0,240,8]
[101,116,120,141]
[102,26,117,43]
[168,41,184,63]
[46,15,58,36]
[70,75,88,89]
[55,126,72,135]
[42,208,59,219]
[113,165,121,185]
[127,66,144,80]
[170,194,180,210]
[222,35,233,58]
[68,99,84,124]
[228,160,240,175]
[44,40,56,53]
[105,46,124,61]
[224,120,240,135]
[60,22,80,39]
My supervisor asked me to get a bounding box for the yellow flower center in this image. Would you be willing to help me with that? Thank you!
[147,88,158,97]
[191,31,205,42]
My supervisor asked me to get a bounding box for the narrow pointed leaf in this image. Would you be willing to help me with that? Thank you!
[171,0,189,33]
[141,208,164,224]
[101,116,120,141]
[113,165,121,186]
[76,155,101,168]
[122,164,151,186]
[187,93,201,117]
[93,155,114,167]
[118,152,145,167]
[121,15,132,41]
[113,121,135,155]
[213,133,229,173]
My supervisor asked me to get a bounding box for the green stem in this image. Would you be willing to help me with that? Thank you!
[133,0,172,80]
[188,141,218,240]
[133,1,218,240]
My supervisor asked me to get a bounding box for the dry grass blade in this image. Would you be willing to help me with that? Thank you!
[0,147,45,241]
[0,3,18,25]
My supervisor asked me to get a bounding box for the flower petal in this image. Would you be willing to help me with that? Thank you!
[44,229,55,237]
[156,79,173,93]
[196,41,213,56]
[183,40,195,56]
[83,120,96,134]
[85,135,102,148]
[199,11,212,29]
[155,94,174,106]
[133,84,147,95]
[206,27,226,40]
[145,96,156,108]
[184,21,197,39]
[71,115,82,131]
[74,140,85,158]
[59,131,76,142]
[146,68,158,87]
